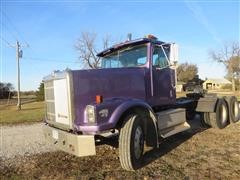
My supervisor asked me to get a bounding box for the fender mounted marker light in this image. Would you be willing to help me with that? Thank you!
[96,95,103,104]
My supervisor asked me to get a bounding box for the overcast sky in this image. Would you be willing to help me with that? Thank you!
[0,0,239,90]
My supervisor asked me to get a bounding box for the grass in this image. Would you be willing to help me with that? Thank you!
[176,90,240,100]
[0,101,45,125]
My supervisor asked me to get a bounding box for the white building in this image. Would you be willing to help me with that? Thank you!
[203,78,232,90]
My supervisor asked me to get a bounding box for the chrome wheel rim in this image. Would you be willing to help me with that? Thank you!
[220,104,228,125]
[234,102,239,119]
[134,126,143,159]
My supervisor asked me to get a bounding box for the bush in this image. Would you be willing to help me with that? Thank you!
[0,82,14,99]
[36,82,44,101]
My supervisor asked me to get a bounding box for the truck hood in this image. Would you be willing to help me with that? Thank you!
[71,67,148,126]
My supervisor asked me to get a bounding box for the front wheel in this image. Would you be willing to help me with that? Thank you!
[119,114,144,171]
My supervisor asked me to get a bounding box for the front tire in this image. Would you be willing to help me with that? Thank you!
[119,114,144,171]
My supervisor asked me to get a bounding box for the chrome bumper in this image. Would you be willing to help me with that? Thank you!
[43,124,96,157]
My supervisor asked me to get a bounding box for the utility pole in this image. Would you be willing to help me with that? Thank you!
[7,40,27,110]
[16,41,22,110]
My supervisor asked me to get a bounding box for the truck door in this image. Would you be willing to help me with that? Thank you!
[152,45,175,105]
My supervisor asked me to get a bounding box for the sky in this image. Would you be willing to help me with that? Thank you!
[0,0,239,91]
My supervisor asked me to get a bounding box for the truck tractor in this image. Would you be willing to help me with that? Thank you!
[43,35,240,171]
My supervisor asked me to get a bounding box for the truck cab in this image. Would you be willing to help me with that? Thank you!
[43,35,178,133]
[43,35,239,171]
[99,37,177,107]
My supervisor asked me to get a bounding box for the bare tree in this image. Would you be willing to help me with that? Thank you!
[177,63,198,83]
[75,32,111,69]
[209,42,240,91]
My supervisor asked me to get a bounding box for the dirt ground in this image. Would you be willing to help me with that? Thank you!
[1,119,240,179]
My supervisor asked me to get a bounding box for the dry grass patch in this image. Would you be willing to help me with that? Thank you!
[0,101,45,125]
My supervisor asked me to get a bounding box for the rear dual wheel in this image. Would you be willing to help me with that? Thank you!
[200,112,211,128]
[201,98,229,129]
[224,96,239,123]
[209,99,229,129]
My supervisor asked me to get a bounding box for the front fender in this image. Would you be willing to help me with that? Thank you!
[109,99,154,126]
[79,99,158,141]
[109,99,159,148]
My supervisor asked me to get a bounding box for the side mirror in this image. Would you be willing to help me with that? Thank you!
[169,43,178,66]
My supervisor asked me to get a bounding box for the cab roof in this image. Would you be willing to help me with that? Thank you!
[97,38,165,57]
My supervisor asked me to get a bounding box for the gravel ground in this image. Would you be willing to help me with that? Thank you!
[1,121,240,179]
[0,123,56,160]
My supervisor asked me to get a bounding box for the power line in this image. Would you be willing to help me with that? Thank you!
[0,9,80,66]
[0,10,29,46]
[0,35,13,47]
[0,21,18,41]
[23,57,79,64]
[0,10,18,41]
[0,8,29,110]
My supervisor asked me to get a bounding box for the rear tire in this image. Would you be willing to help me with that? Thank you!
[226,96,239,123]
[119,114,144,171]
[209,98,229,129]
[200,112,211,128]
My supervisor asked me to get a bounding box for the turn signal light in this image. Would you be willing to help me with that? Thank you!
[96,95,103,104]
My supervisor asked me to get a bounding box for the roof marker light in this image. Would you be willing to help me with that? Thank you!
[145,34,157,40]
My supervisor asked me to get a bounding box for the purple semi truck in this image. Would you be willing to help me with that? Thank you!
[43,35,240,170]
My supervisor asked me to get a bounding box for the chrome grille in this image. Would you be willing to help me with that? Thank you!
[45,88,54,100]
[44,80,55,121]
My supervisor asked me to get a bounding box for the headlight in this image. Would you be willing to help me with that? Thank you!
[86,105,96,123]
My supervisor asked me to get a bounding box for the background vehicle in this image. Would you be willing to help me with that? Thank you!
[43,35,240,171]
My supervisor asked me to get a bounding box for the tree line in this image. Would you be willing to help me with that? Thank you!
[0,81,44,101]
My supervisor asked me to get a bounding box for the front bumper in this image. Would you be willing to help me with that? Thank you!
[43,124,96,157]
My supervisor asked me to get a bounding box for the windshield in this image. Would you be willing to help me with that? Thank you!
[101,44,147,68]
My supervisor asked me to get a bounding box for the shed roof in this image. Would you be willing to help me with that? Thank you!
[203,78,232,84]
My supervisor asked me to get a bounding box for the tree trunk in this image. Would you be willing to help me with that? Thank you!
[232,76,236,92]
[239,78,240,91]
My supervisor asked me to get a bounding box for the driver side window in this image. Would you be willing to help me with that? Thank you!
[152,46,169,68]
